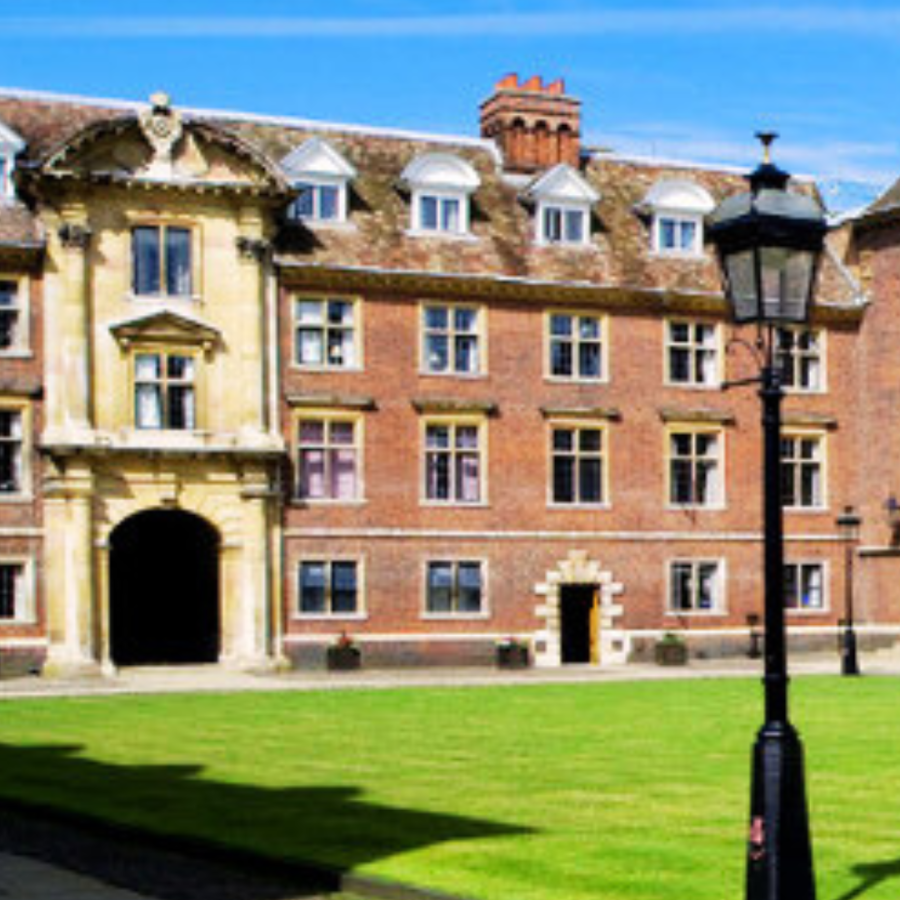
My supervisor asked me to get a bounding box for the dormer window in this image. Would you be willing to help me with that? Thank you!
[523,164,599,247]
[542,204,587,245]
[281,138,356,226]
[401,153,481,237]
[291,182,341,222]
[641,179,715,258]
[0,119,25,203]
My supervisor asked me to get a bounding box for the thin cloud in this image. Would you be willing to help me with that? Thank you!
[600,125,898,184]
[5,9,900,39]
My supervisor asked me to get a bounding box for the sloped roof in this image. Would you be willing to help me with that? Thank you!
[0,202,42,248]
[0,89,862,310]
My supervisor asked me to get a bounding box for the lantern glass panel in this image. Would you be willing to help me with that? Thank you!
[760,246,815,324]
[724,249,759,322]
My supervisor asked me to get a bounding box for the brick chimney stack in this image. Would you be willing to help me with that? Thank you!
[479,74,582,173]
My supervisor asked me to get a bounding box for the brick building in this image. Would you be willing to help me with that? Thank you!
[0,75,889,675]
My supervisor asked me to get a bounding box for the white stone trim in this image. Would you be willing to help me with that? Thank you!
[533,549,625,668]
[284,526,842,542]
[282,631,526,644]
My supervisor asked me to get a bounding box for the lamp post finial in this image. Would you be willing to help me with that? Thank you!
[755,131,778,165]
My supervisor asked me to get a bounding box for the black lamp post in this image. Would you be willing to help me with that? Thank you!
[836,506,862,676]
[709,133,827,900]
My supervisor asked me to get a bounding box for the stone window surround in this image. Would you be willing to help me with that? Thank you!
[665,557,727,616]
[545,309,608,383]
[664,318,722,389]
[422,557,489,620]
[293,408,365,504]
[420,413,488,507]
[0,556,35,624]
[0,276,31,357]
[293,556,367,620]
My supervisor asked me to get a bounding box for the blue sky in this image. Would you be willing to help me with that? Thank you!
[2,1,900,203]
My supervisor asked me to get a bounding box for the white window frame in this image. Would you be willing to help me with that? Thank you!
[295,412,364,504]
[0,277,30,356]
[784,561,828,613]
[666,559,726,615]
[421,416,487,507]
[666,426,725,510]
[548,421,609,508]
[665,320,721,388]
[413,191,468,236]
[133,350,198,432]
[293,296,362,371]
[0,558,34,624]
[0,120,25,203]
[0,156,10,202]
[421,302,485,377]
[288,179,348,225]
[653,212,703,257]
[294,557,366,620]
[776,327,826,394]
[781,432,826,511]
[537,201,590,246]
[0,402,30,501]
[546,311,607,382]
[422,558,489,619]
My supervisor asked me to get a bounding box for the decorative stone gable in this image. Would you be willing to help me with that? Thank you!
[533,549,626,666]
[138,92,184,180]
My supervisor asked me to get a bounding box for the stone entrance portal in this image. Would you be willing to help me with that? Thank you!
[534,550,625,666]
[109,509,220,665]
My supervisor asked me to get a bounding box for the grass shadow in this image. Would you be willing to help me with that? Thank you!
[0,741,532,899]
[832,858,900,900]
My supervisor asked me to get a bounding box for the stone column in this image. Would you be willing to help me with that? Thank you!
[43,461,100,677]
[53,208,94,436]
[235,210,270,439]
[232,465,278,669]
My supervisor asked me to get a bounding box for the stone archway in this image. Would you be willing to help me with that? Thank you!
[109,508,220,666]
[533,550,625,667]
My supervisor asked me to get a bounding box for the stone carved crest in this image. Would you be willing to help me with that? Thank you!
[138,92,183,179]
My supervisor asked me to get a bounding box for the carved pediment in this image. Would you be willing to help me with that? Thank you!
[38,94,290,196]
[109,309,221,351]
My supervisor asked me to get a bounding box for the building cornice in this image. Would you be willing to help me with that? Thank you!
[276,261,864,324]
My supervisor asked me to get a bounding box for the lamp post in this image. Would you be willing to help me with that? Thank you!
[709,133,827,900]
[836,506,862,676]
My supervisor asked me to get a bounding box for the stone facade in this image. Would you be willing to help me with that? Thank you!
[0,77,892,675]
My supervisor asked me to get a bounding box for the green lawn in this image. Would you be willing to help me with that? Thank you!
[0,678,898,900]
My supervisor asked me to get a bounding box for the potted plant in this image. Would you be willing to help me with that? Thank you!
[496,637,531,669]
[655,632,688,666]
[326,632,361,671]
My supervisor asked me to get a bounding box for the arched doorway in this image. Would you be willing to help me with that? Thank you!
[110,509,220,666]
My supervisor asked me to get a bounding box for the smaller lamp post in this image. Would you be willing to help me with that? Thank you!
[709,132,827,900]
[836,506,862,676]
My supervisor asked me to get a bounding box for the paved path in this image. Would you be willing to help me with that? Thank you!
[0,808,354,900]
[0,852,153,900]
[2,652,900,699]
